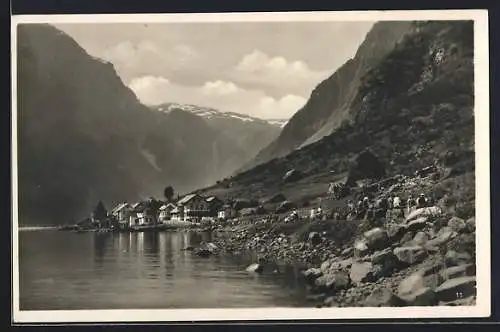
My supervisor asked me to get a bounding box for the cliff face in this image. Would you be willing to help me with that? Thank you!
[200,21,475,203]
[246,21,413,171]
[16,24,278,225]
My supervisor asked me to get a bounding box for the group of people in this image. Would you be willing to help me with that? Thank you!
[345,192,431,221]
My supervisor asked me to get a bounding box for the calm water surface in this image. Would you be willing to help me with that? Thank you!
[19,230,311,310]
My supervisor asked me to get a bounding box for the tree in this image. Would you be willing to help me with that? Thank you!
[164,185,174,202]
[92,201,107,223]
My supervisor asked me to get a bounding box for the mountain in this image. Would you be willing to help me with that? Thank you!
[245,21,413,171]
[198,21,475,206]
[15,24,277,225]
[154,103,283,164]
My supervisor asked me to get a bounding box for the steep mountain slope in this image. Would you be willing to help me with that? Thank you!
[246,21,413,170]
[199,21,474,205]
[154,103,283,164]
[16,24,267,225]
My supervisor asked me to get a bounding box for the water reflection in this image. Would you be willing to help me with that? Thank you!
[20,230,310,310]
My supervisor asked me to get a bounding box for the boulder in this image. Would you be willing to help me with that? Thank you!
[393,246,428,265]
[314,271,350,293]
[412,231,430,246]
[195,248,213,257]
[401,287,437,306]
[418,262,445,277]
[371,248,401,273]
[406,206,442,223]
[354,240,369,258]
[323,296,338,307]
[341,247,354,257]
[434,276,476,302]
[398,272,442,299]
[448,217,466,233]
[363,228,390,251]
[407,217,429,233]
[465,217,475,233]
[320,259,334,274]
[440,264,476,280]
[302,268,323,283]
[445,250,473,267]
[246,263,264,273]
[362,288,406,307]
[308,232,322,246]
[350,262,375,285]
[387,224,409,243]
[399,231,415,245]
[425,226,457,249]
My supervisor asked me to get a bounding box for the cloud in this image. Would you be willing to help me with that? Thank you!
[232,50,330,95]
[129,76,306,119]
[100,40,199,82]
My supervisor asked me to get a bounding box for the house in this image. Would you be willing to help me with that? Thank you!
[128,201,152,227]
[175,193,209,223]
[110,203,133,229]
[218,204,237,220]
[206,196,223,217]
[158,203,177,223]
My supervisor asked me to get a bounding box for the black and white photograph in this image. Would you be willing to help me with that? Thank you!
[11,10,490,322]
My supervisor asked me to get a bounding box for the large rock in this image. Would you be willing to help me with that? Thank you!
[195,248,213,257]
[354,240,369,258]
[439,264,476,280]
[350,262,375,285]
[363,227,390,251]
[371,248,401,274]
[246,263,264,273]
[393,246,428,265]
[434,276,476,302]
[302,268,323,283]
[425,227,458,249]
[314,271,350,293]
[448,217,466,233]
[445,250,473,267]
[412,231,430,246]
[401,287,437,306]
[387,224,409,243]
[362,288,406,307]
[407,217,429,233]
[406,206,442,223]
[465,217,475,233]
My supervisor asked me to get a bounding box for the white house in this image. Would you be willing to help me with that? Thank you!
[174,194,210,223]
[158,203,177,223]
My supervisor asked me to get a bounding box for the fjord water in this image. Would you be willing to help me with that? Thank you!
[19,230,310,310]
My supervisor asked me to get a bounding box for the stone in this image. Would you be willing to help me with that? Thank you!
[448,217,466,233]
[412,231,430,246]
[425,227,458,249]
[398,274,424,297]
[363,227,390,251]
[354,240,369,258]
[393,246,428,265]
[362,288,407,307]
[341,247,354,257]
[440,264,476,280]
[407,217,429,233]
[309,232,322,245]
[320,259,334,274]
[302,268,323,283]
[465,217,475,233]
[323,296,338,307]
[406,206,442,222]
[400,231,415,245]
[418,262,445,277]
[387,224,409,243]
[245,263,263,273]
[314,271,351,293]
[445,250,473,267]
[434,276,476,302]
[371,248,401,274]
[195,248,213,257]
[401,287,437,306]
[350,262,375,285]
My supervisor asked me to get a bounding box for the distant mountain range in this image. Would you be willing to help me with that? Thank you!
[156,103,288,128]
[16,24,281,225]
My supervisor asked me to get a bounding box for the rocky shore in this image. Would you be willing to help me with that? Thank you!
[198,171,477,308]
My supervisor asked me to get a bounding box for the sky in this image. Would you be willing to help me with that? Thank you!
[54,21,374,120]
